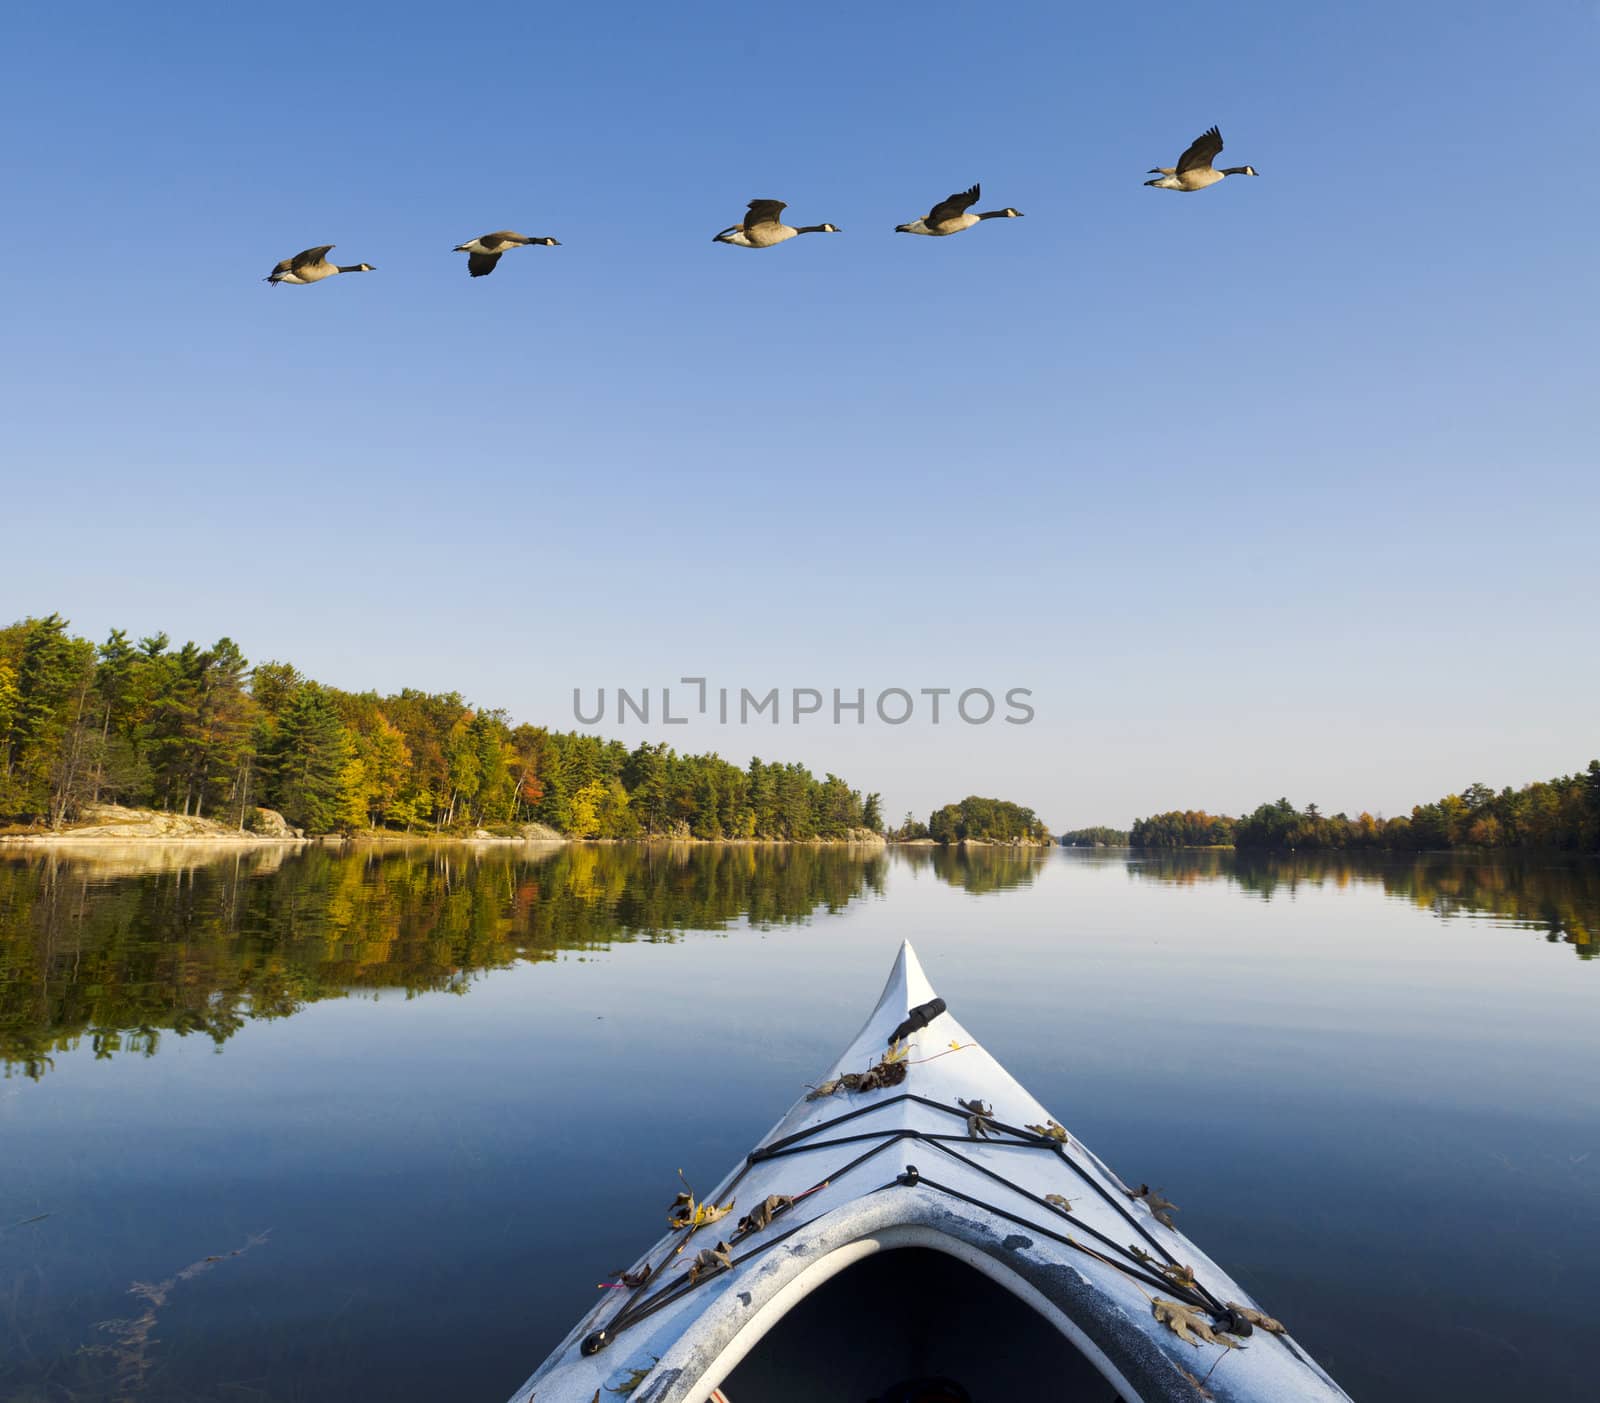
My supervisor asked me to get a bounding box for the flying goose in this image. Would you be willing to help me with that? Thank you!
[712,200,840,248]
[453,229,561,278]
[1144,127,1258,192]
[895,184,1023,235]
[264,245,376,286]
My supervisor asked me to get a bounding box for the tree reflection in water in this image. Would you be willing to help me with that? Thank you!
[0,843,887,1078]
[1122,848,1598,959]
[891,844,1052,895]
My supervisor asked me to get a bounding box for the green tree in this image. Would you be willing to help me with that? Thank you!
[265,686,361,833]
[862,792,883,833]
[0,615,96,821]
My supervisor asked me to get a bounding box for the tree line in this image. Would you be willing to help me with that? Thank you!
[1128,810,1237,848]
[1128,764,1600,852]
[0,615,882,839]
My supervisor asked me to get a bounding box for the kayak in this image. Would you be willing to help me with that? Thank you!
[509,942,1350,1403]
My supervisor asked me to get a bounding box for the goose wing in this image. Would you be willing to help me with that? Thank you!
[478,231,525,250]
[743,199,787,230]
[925,184,980,224]
[291,245,335,270]
[1176,127,1223,174]
[466,252,503,277]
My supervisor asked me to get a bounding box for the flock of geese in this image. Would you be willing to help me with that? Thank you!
[264,124,1258,286]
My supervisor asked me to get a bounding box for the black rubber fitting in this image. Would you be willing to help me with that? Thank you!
[1216,1307,1253,1338]
[581,1329,610,1356]
[888,998,947,1046]
[898,1164,921,1186]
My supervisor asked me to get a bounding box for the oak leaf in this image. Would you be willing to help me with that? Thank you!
[1152,1299,1241,1350]
[1129,1248,1197,1289]
[734,1194,793,1239]
[1126,1183,1179,1227]
[957,1097,996,1140]
[1027,1120,1070,1144]
[605,1357,659,1395]
[686,1240,732,1284]
[667,1171,734,1236]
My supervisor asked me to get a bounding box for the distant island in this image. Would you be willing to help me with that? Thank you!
[1059,826,1130,847]
[0,614,884,842]
[891,796,1052,846]
[1122,765,1600,852]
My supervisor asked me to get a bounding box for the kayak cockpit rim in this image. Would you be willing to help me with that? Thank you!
[679,1225,1144,1403]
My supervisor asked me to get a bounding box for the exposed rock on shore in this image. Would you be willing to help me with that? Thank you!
[1,804,306,843]
[248,808,301,838]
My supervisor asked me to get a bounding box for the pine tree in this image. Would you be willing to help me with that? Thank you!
[265,686,360,833]
[182,638,255,818]
[862,792,883,833]
[89,629,139,804]
[691,770,722,839]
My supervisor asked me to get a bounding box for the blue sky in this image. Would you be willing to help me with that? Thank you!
[3,1,1596,828]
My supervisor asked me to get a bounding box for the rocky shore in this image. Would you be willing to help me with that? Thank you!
[1,806,888,848]
[0,804,306,845]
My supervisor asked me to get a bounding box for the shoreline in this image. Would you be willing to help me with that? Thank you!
[0,830,893,849]
[1,807,1052,850]
[0,831,1065,851]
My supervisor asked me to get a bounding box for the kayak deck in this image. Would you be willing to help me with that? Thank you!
[510,943,1350,1403]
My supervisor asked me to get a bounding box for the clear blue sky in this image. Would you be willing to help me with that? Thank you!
[4,1,1596,828]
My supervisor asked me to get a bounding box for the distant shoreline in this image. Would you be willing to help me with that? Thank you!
[0,824,890,851]
[0,830,1066,851]
[0,833,898,849]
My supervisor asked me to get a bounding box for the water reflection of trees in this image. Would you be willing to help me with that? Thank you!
[1121,849,1598,959]
[892,845,1050,894]
[0,844,886,1078]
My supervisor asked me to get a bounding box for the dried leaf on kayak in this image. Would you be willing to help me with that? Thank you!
[807,1042,911,1100]
[1126,1183,1179,1227]
[1130,1246,1197,1288]
[605,1357,659,1395]
[668,1170,734,1236]
[1175,1365,1216,1398]
[1153,1298,1243,1350]
[1044,1192,1077,1214]
[1027,1119,1070,1144]
[686,1241,732,1284]
[1226,1302,1286,1334]
[957,1097,996,1139]
[734,1194,793,1239]
[610,1262,653,1289]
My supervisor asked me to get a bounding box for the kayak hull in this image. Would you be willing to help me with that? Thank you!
[509,943,1351,1403]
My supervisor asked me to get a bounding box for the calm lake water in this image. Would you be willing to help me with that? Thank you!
[2,843,1597,1402]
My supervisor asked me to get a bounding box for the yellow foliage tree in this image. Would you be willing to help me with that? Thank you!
[568,780,606,838]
